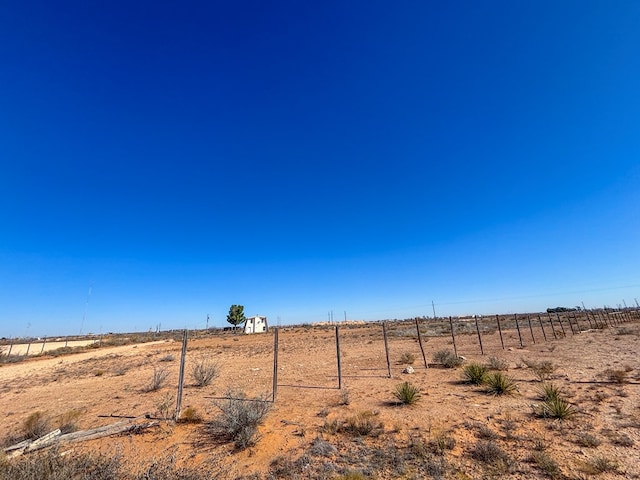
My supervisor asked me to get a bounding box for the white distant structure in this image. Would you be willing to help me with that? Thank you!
[244,315,268,334]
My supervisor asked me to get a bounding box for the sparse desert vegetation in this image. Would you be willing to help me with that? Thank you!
[1,314,639,478]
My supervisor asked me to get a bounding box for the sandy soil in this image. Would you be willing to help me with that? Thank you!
[1,316,639,479]
[0,340,99,356]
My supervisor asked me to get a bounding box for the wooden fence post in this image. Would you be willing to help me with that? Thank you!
[572,313,582,332]
[474,315,484,355]
[25,342,31,356]
[174,329,188,421]
[40,337,47,354]
[382,323,392,378]
[496,315,505,349]
[537,315,547,341]
[272,328,279,402]
[449,316,458,357]
[7,339,13,356]
[514,314,523,347]
[415,318,428,368]
[566,312,576,334]
[584,311,594,329]
[335,326,342,389]
[527,315,535,344]
[548,313,558,339]
[555,313,567,337]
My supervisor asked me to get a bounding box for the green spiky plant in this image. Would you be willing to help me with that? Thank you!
[463,363,488,385]
[535,396,577,420]
[484,372,519,395]
[393,381,421,405]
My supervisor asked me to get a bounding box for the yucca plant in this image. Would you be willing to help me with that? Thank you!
[484,372,519,395]
[535,396,577,420]
[537,382,561,402]
[393,381,421,405]
[463,363,488,385]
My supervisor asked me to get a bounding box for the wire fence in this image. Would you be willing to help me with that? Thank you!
[1,308,638,421]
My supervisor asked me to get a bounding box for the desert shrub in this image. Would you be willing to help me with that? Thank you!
[0,448,121,480]
[615,326,637,335]
[612,433,634,447]
[178,407,202,424]
[471,439,510,465]
[343,411,384,437]
[309,437,337,457]
[523,359,556,381]
[57,409,81,434]
[433,349,463,368]
[339,388,351,405]
[191,357,219,387]
[393,381,421,405]
[23,411,51,439]
[210,390,271,449]
[156,392,175,419]
[429,431,456,454]
[531,451,561,479]
[535,396,577,420]
[147,366,169,392]
[574,432,601,447]
[133,454,208,480]
[0,352,26,364]
[322,418,342,435]
[269,455,300,478]
[605,369,629,384]
[159,354,175,362]
[583,456,619,474]
[475,423,498,439]
[399,352,416,365]
[500,416,517,440]
[486,356,509,371]
[484,372,519,395]
[463,363,488,385]
[335,472,369,480]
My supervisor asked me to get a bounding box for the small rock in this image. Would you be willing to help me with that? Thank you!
[402,366,415,374]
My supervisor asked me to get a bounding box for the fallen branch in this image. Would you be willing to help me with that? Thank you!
[4,418,160,458]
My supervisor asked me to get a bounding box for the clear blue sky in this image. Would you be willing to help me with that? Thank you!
[1,1,639,337]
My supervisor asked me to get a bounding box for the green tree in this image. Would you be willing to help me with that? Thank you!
[226,304,246,332]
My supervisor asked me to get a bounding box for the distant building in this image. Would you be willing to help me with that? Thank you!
[244,315,268,334]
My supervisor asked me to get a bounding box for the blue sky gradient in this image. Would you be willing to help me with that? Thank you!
[1,1,639,337]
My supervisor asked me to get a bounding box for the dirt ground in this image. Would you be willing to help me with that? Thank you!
[1,315,639,479]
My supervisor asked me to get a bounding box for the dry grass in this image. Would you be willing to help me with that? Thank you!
[147,366,169,392]
[191,357,219,387]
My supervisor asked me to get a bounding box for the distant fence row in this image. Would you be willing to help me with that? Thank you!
[1,308,638,421]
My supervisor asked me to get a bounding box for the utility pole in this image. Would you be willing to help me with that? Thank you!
[206,314,209,330]
[432,300,437,319]
[635,298,639,308]
[344,311,347,322]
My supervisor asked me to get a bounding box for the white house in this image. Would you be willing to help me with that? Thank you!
[244,315,268,334]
